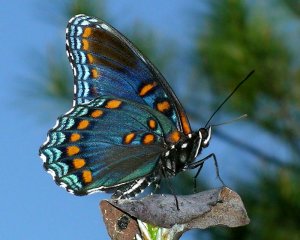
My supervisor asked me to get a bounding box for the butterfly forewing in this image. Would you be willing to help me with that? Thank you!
[66,14,191,135]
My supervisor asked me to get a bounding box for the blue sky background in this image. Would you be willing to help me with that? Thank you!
[0,1,290,239]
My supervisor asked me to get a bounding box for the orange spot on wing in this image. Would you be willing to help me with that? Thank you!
[91,68,100,78]
[82,27,92,38]
[82,39,89,50]
[167,130,181,143]
[139,81,157,96]
[142,134,155,144]
[156,100,170,113]
[87,54,94,64]
[82,170,93,183]
[70,133,81,142]
[91,109,103,118]
[77,120,90,129]
[123,132,136,144]
[73,158,86,169]
[148,119,157,130]
[67,146,80,156]
[105,99,122,109]
[180,111,191,135]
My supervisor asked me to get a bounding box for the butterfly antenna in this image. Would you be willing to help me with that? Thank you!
[210,114,248,127]
[205,70,255,128]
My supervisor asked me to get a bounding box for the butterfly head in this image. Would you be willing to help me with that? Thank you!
[198,126,212,148]
[177,126,212,164]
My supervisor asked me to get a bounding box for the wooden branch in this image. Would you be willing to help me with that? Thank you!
[100,187,249,239]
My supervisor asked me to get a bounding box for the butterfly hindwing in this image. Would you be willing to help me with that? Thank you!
[40,96,183,195]
[66,14,191,135]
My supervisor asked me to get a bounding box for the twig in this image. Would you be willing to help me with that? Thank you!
[100,187,249,239]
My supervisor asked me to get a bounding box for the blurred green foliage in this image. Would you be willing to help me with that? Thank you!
[283,0,300,16]
[194,0,300,239]
[33,0,300,239]
[197,1,291,126]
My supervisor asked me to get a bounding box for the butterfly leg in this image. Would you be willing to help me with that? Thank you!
[161,167,180,210]
[193,163,204,193]
[188,153,225,192]
[152,178,161,195]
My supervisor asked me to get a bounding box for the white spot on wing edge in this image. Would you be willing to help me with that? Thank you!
[69,16,77,23]
[73,67,77,76]
[69,14,85,24]
[53,119,60,129]
[74,83,77,94]
[40,153,47,163]
[60,182,68,189]
[65,107,75,115]
[41,135,50,146]
[68,189,75,194]
[47,169,56,180]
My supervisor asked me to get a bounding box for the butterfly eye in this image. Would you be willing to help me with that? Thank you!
[199,128,208,139]
[199,127,212,147]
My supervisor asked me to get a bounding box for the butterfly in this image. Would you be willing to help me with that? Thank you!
[39,14,214,199]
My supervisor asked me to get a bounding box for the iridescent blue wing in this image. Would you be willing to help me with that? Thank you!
[40,96,182,196]
[40,14,192,197]
[66,14,191,135]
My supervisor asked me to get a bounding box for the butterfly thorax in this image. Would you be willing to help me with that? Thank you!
[161,127,212,177]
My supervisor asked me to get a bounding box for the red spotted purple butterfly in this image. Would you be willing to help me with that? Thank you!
[39,14,251,199]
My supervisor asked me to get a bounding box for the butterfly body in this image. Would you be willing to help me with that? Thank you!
[39,14,211,199]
